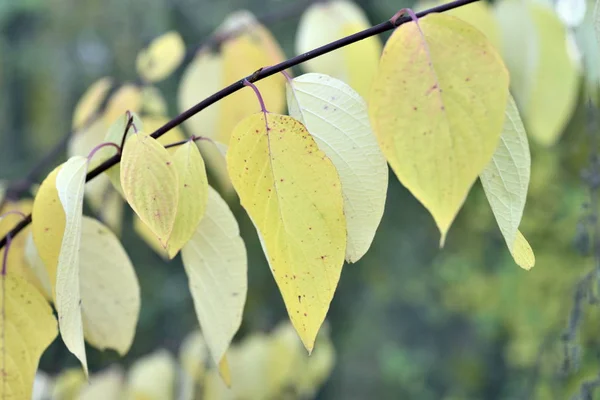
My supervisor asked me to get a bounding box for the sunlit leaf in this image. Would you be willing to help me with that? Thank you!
[0,274,57,400]
[72,77,112,130]
[480,95,534,269]
[495,0,579,146]
[287,73,388,262]
[120,133,179,247]
[369,13,509,244]
[136,31,185,83]
[79,216,140,354]
[181,186,247,366]
[126,350,176,400]
[55,156,89,375]
[296,0,381,98]
[227,112,346,352]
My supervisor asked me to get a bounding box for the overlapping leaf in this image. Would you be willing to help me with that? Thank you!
[227,112,346,352]
[296,0,381,98]
[55,156,89,375]
[0,274,57,400]
[79,216,140,354]
[286,73,388,262]
[167,141,209,258]
[104,84,142,123]
[495,0,579,146]
[178,11,286,191]
[369,13,509,244]
[181,186,247,367]
[480,96,535,269]
[120,133,179,247]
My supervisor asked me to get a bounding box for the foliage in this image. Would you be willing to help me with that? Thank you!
[0,0,599,398]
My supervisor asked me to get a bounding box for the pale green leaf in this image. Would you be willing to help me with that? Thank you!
[79,216,141,355]
[181,186,247,367]
[286,73,388,263]
[55,155,89,375]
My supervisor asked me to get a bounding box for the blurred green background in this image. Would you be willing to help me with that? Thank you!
[1,0,599,398]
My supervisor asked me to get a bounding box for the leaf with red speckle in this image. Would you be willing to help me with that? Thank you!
[369,13,509,245]
[120,133,179,248]
[227,112,346,352]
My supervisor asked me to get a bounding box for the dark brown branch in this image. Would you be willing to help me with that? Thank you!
[0,0,481,250]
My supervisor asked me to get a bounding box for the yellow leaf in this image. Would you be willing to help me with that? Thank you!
[480,95,535,269]
[101,111,143,196]
[296,1,381,98]
[79,367,124,400]
[133,215,169,259]
[417,0,501,49]
[286,73,388,262]
[203,334,271,400]
[142,115,187,152]
[141,86,169,116]
[79,216,140,354]
[120,133,179,247]
[136,31,185,83]
[104,84,142,124]
[495,0,579,146]
[52,369,86,400]
[511,230,535,270]
[0,200,47,294]
[24,232,53,300]
[179,331,208,382]
[0,274,57,400]
[227,112,346,352]
[72,77,113,130]
[369,14,509,245]
[68,117,124,234]
[55,156,89,375]
[179,11,286,192]
[168,141,209,258]
[181,186,247,366]
[32,165,64,294]
[126,350,176,400]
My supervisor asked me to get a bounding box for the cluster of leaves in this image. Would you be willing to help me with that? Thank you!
[1,0,595,397]
[30,322,334,400]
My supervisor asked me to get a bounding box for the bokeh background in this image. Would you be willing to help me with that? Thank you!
[1,0,599,398]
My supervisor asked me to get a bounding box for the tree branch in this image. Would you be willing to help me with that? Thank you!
[0,0,481,250]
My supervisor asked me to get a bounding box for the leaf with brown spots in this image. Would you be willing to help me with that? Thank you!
[369,13,509,245]
[227,112,346,352]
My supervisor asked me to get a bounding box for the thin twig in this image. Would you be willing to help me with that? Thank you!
[0,0,481,250]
